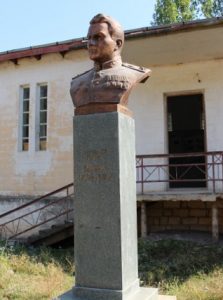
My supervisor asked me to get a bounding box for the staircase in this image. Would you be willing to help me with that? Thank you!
[0,183,74,246]
[28,221,74,246]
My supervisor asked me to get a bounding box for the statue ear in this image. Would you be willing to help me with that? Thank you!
[116,39,123,49]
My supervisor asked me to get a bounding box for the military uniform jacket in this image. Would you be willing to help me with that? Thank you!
[70,58,151,108]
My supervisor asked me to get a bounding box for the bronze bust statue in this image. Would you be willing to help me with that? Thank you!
[70,14,151,111]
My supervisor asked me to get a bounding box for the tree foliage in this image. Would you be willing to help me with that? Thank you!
[213,0,223,16]
[152,0,223,25]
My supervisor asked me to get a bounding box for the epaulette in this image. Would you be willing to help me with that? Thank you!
[72,68,93,80]
[122,62,146,73]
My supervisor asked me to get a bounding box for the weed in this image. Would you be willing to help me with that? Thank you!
[1,239,223,299]
[138,239,223,298]
[0,244,74,300]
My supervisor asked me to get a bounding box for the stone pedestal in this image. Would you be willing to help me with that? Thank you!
[56,111,158,300]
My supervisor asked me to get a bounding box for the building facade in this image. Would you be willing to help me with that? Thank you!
[1,18,223,240]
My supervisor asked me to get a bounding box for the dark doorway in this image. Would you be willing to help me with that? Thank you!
[167,94,206,188]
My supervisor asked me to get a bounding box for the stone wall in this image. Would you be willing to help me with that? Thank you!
[143,201,213,233]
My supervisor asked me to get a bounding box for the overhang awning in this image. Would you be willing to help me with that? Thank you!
[123,20,223,67]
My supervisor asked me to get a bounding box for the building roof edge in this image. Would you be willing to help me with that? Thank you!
[1,17,223,63]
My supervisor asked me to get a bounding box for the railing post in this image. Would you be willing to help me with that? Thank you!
[141,157,144,195]
[212,154,216,193]
[140,201,147,238]
[66,197,69,222]
[212,202,219,242]
[222,153,223,192]
[66,186,70,222]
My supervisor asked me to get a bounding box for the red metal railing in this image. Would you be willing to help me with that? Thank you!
[0,183,74,240]
[136,151,223,194]
[1,151,223,240]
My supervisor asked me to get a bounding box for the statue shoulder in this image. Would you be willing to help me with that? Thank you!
[122,62,151,74]
[122,63,151,83]
[71,68,93,81]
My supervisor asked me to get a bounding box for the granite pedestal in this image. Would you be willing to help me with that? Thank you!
[56,111,158,300]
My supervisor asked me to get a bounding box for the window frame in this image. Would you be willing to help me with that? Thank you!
[19,85,30,151]
[36,83,48,151]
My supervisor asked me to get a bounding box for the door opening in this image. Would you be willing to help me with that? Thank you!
[167,94,206,188]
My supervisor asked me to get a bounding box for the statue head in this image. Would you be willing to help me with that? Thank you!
[87,13,124,64]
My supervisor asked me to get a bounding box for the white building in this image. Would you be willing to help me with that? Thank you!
[1,18,223,241]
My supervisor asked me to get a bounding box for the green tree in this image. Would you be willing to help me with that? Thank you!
[192,0,214,18]
[152,0,196,25]
[152,0,223,25]
[175,0,196,21]
[152,0,178,25]
[213,0,223,16]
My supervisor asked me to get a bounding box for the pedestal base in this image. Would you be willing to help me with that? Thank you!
[55,287,158,300]
[60,112,160,300]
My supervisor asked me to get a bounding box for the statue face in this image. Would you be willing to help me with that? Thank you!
[87,23,118,64]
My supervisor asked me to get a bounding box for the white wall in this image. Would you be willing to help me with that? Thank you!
[129,58,223,155]
[0,50,90,195]
[1,49,223,195]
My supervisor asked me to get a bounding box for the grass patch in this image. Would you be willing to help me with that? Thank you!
[0,242,74,300]
[138,239,223,299]
[1,239,223,299]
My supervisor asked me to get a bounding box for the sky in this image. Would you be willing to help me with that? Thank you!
[0,0,156,53]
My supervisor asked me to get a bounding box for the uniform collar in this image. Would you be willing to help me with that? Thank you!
[94,57,122,71]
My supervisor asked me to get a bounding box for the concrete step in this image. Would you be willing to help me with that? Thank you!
[28,222,74,246]
[158,295,176,300]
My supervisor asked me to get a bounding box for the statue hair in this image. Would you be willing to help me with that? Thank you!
[90,13,124,51]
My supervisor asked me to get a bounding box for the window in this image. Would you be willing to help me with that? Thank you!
[19,84,48,152]
[38,85,48,150]
[21,86,30,151]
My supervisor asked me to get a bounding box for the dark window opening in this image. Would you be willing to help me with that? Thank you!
[167,94,206,188]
